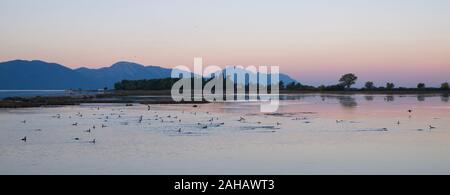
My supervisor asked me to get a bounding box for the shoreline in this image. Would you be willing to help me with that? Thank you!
[280,90,450,95]
[107,90,450,97]
[0,90,448,108]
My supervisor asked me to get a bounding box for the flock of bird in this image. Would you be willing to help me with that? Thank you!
[16,105,211,143]
[336,109,438,132]
[18,104,286,143]
[19,105,439,143]
[18,105,121,143]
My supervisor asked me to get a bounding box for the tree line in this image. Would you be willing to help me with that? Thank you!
[114,78,181,90]
[115,76,280,93]
[279,73,449,91]
[114,73,449,91]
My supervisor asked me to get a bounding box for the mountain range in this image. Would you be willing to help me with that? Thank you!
[0,60,298,90]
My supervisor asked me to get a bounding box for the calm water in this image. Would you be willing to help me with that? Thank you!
[0,94,449,174]
[0,90,67,99]
[0,90,101,99]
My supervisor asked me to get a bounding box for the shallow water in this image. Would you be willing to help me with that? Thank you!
[0,90,100,99]
[0,94,449,174]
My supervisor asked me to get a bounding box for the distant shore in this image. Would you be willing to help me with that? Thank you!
[0,89,448,108]
[280,89,450,95]
[111,89,450,96]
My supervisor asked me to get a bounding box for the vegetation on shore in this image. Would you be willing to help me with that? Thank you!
[280,73,449,93]
[0,73,448,108]
[114,73,449,93]
[114,78,181,91]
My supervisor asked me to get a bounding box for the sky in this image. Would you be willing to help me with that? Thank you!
[1,0,449,87]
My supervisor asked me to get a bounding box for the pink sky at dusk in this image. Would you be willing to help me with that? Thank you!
[1,0,449,87]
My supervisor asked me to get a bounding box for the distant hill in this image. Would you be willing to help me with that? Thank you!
[74,61,172,89]
[0,60,94,90]
[0,60,174,90]
[0,60,299,90]
[213,67,299,85]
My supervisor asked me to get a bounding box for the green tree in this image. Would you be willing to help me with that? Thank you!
[339,73,358,89]
[386,82,395,90]
[417,83,426,89]
[441,82,449,90]
[364,81,375,90]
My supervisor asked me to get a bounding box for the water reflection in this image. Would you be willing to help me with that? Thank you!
[364,96,374,101]
[417,95,426,102]
[384,95,395,102]
[280,95,307,101]
[442,94,449,102]
[337,96,357,108]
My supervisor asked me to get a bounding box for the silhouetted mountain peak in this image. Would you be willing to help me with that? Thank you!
[110,61,145,69]
[213,66,299,85]
[1,60,73,71]
[0,59,300,90]
[0,60,93,90]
